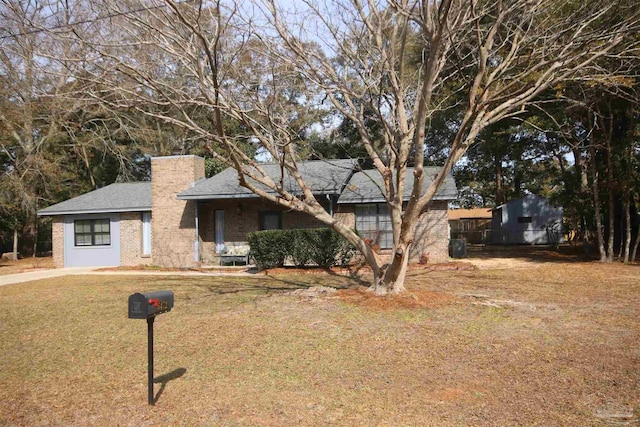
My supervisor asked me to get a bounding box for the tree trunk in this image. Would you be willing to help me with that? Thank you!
[579,215,589,249]
[623,192,631,263]
[631,226,640,263]
[12,228,18,259]
[329,216,385,284]
[20,211,38,257]
[81,145,97,189]
[513,148,523,199]
[603,112,615,262]
[33,220,39,258]
[572,146,590,248]
[632,193,640,263]
[372,243,411,295]
[494,155,505,205]
[589,142,607,261]
[606,168,615,262]
[370,209,421,295]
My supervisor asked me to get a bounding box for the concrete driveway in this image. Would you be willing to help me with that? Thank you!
[0,267,258,286]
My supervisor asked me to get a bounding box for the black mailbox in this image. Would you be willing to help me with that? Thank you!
[128,290,175,405]
[128,290,174,319]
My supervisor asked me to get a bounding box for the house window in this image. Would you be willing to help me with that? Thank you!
[517,216,533,224]
[259,211,282,230]
[142,212,152,256]
[74,219,111,246]
[355,204,392,249]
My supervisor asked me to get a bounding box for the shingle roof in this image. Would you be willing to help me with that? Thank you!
[37,182,151,216]
[337,167,457,204]
[492,193,547,211]
[36,162,457,215]
[178,159,358,200]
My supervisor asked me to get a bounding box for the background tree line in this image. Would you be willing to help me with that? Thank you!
[0,0,638,285]
[453,78,640,262]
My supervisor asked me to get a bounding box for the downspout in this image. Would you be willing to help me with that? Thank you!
[194,201,200,263]
[326,194,334,217]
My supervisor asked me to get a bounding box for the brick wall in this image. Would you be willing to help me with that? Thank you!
[151,155,205,268]
[196,196,450,265]
[335,202,450,264]
[120,212,152,266]
[411,200,450,263]
[284,206,326,229]
[52,217,64,268]
[198,198,330,265]
[334,205,355,229]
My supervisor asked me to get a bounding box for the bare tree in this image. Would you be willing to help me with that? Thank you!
[0,0,159,255]
[65,0,639,292]
[0,0,75,256]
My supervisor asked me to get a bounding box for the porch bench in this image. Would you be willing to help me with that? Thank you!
[219,244,251,266]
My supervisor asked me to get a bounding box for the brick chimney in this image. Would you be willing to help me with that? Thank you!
[151,155,205,268]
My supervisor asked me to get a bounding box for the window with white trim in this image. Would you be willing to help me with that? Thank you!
[215,210,225,253]
[74,219,111,246]
[142,212,152,256]
[355,204,393,249]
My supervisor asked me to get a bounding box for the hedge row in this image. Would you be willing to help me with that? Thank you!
[247,228,354,269]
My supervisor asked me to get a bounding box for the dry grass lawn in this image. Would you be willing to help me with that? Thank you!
[0,257,55,275]
[1,256,638,426]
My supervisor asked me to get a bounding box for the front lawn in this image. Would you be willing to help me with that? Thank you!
[0,256,55,275]
[0,262,638,425]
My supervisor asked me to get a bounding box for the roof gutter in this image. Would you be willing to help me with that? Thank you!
[177,190,344,201]
[37,207,152,216]
[336,194,457,204]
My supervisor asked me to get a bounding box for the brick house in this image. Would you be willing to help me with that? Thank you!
[38,155,457,268]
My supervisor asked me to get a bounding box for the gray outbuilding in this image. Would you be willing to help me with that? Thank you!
[490,194,563,245]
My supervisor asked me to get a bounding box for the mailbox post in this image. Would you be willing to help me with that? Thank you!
[128,290,174,405]
[147,315,154,405]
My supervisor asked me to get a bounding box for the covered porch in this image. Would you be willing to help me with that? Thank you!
[194,198,334,266]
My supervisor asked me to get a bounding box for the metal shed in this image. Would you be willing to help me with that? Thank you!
[490,194,563,245]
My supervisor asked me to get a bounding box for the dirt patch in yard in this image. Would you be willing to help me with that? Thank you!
[94,262,476,278]
[337,287,458,311]
[464,244,601,270]
[416,261,477,271]
[265,262,476,277]
[262,266,353,275]
[465,256,541,269]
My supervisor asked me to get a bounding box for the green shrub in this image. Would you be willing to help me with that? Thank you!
[306,228,343,268]
[247,230,288,269]
[289,229,314,267]
[248,228,354,269]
